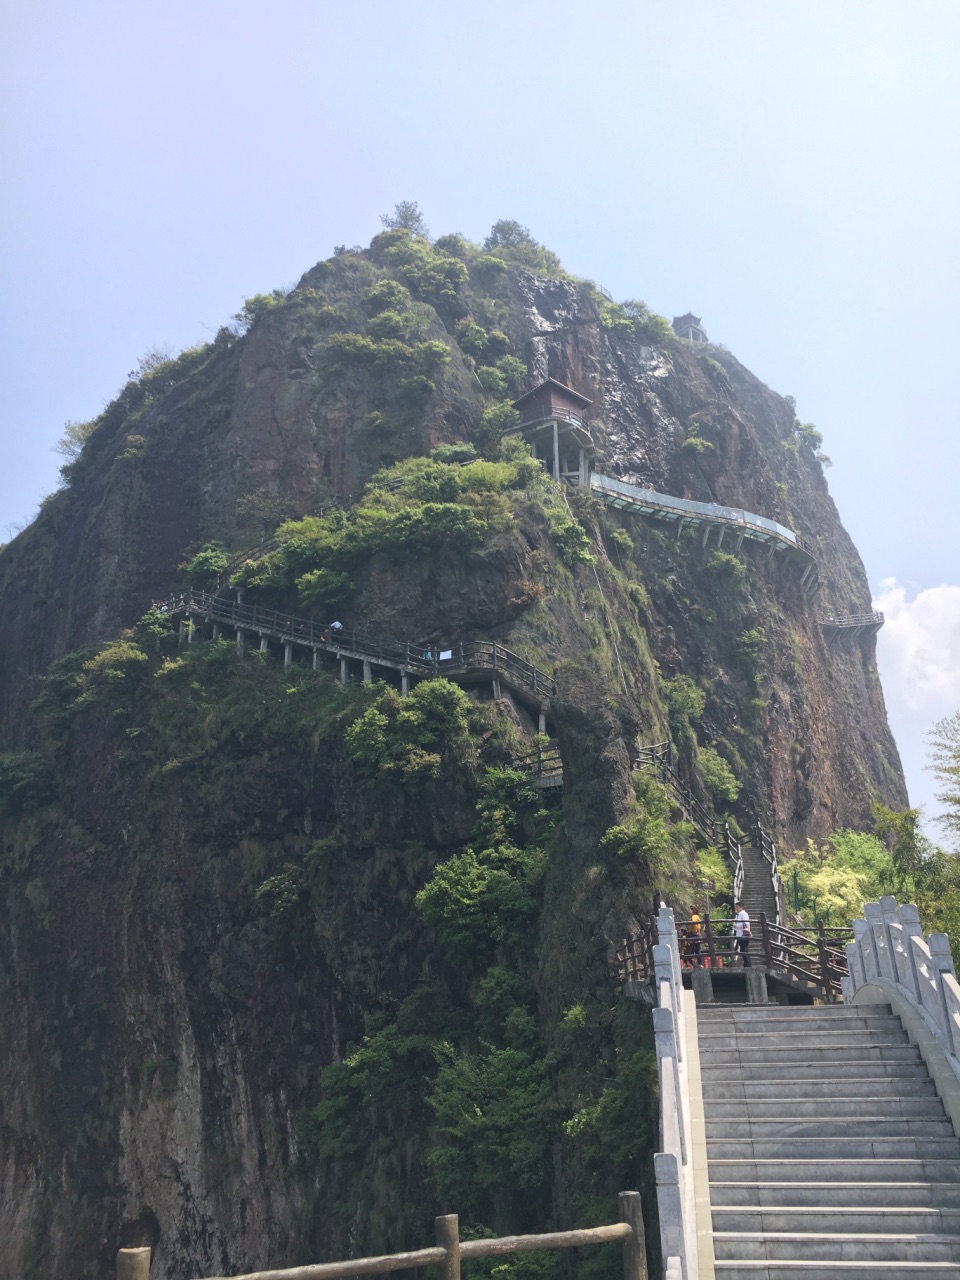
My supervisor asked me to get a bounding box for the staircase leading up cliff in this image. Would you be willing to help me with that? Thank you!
[700,1002,960,1277]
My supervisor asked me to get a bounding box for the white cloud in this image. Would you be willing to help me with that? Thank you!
[872,579,960,826]
[873,579,960,713]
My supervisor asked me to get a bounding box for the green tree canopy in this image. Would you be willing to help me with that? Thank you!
[929,710,960,848]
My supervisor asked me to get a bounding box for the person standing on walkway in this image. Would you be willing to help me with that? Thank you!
[734,901,751,967]
[688,910,703,967]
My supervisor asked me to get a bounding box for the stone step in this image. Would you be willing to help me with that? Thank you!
[700,1043,921,1065]
[713,1232,960,1262]
[700,1029,909,1049]
[700,1015,901,1035]
[709,1182,960,1209]
[708,1137,960,1161]
[713,1207,960,1235]
[697,1005,891,1020]
[714,1262,960,1278]
[705,1097,945,1120]
[703,1077,939,1101]
[707,1118,956,1140]
[708,1159,960,1184]
[701,1061,931,1083]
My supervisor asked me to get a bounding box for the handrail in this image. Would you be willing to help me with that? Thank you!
[119,1198,650,1280]
[652,907,700,1279]
[753,821,784,927]
[511,742,562,782]
[166,590,557,700]
[843,896,960,1075]
[634,742,716,848]
[590,473,808,554]
[822,611,884,630]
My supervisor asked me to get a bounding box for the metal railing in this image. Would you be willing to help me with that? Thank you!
[634,742,717,848]
[516,408,586,430]
[511,741,563,786]
[753,821,785,927]
[821,611,885,630]
[166,591,557,700]
[116,1200,649,1280]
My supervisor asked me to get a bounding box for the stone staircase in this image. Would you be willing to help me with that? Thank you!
[737,840,778,930]
[698,1001,960,1277]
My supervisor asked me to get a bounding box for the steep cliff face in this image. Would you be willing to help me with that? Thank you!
[0,229,906,1279]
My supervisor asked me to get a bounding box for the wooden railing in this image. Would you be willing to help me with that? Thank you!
[618,910,851,1000]
[116,1199,649,1280]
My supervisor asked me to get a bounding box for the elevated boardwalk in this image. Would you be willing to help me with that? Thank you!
[821,610,884,641]
[590,473,820,593]
[165,590,556,720]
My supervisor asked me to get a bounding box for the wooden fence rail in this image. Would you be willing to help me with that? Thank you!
[118,1197,648,1280]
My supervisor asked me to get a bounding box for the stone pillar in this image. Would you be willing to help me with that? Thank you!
[212,624,219,641]
[260,635,268,653]
[312,648,319,671]
[236,629,245,657]
[340,658,349,684]
[363,659,372,683]
[552,420,560,480]
[178,619,186,648]
[538,707,547,735]
[691,968,714,1006]
[402,670,410,695]
[745,968,769,1004]
[284,641,293,669]
[492,677,501,700]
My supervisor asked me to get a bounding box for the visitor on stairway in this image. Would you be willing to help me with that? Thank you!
[688,910,702,967]
[734,901,751,967]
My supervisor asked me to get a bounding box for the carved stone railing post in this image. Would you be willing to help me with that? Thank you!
[844,897,960,1083]
[654,1154,686,1280]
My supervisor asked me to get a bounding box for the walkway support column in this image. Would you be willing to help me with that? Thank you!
[340,657,349,685]
[312,648,318,671]
[553,420,560,480]
[402,670,410,695]
[363,659,372,683]
[284,641,293,669]
[260,635,268,653]
[236,629,245,657]
[116,1248,151,1280]
[539,707,547,735]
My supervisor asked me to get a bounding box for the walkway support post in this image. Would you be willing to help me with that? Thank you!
[618,1191,648,1280]
[340,657,348,685]
[117,1248,151,1280]
[363,659,372,683]
[260,635,268,653]
[436,1215,460,1280]
[236,629,245,657]
[284,641,293,669]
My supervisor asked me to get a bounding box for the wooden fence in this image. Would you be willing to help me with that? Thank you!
[116,1196,648,1280]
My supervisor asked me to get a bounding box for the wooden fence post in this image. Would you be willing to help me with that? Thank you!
[760,912,773,970]
[817,920,831,1000]
[618,1190,648,1280]
[704,912,718,968]
[436,1213,460,1280]
[117,1247,151,1280]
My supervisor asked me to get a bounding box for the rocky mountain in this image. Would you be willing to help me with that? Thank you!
[0,224,905,1279]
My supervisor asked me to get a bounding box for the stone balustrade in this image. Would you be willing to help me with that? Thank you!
[652,907,699,1280]
[842,896,960,1077]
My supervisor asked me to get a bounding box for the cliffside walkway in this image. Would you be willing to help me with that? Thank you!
[164,589,556,721]
[650,900,960,1278]
[821,610,885,641]
[589,473,820,594]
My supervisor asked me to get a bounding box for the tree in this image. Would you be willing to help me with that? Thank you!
[482,221,561,275]
[928,710,960,848]
[380,200,429,238]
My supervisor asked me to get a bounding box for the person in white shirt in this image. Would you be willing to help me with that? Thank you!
[734,901,752,967]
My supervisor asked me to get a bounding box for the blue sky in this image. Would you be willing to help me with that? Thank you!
[3,0,958,835]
